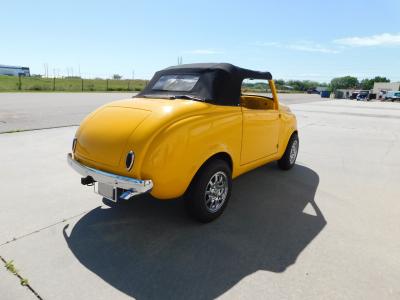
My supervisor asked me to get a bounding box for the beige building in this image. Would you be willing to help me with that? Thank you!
[373,82,400,94]
[335,89,358,99]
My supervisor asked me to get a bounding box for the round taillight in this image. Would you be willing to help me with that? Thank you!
[72,138,77,153]
[126,151,134,171]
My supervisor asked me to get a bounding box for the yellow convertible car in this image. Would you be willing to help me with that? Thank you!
[67,63,298,222]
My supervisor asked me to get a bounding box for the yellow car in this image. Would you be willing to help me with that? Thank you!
[67,63,298,222]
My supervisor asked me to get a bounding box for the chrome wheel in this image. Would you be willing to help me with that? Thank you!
[204,171,228,213]
[289,140,298,164]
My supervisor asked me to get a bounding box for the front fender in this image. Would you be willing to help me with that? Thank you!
[278,111,298,158]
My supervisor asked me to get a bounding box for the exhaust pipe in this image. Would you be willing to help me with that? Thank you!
[81,176,95,186]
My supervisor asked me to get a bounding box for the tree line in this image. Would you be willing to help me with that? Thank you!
[274,76,390,92]
[329,76,390,91]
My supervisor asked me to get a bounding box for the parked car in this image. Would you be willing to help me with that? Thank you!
[307,88,320,94]
[356,91,370,101]
[350,91,360,100]
[384,91,400,101]
[378,90,387,100]
[67,63,299,222]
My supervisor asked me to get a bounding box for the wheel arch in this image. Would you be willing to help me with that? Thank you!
[185,151,233,194]
[203,152,233,171]
[278,124,298,160]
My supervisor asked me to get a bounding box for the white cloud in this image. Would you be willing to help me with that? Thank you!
[255,41,339,54]
[334,33,400,46]
[183,49,223,55]
[287,43,339,54]
[254,41,280,47]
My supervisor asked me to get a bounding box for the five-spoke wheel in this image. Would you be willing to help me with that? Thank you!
[278,132,299,170]
[185,159,232,223]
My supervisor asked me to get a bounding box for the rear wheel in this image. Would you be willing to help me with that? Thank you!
[278,133,299,170]
[185,159,232,223]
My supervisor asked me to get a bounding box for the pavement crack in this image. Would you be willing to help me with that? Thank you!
[0,210,90,247]
[0,124,79,134]
[0,255,43,299]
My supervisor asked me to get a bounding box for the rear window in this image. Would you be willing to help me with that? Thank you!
[152,75,199,92]
[395,92,400,97]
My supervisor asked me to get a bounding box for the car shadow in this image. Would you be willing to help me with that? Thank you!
[63,164,326,300]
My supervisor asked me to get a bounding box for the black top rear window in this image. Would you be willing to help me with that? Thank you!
[152,74,199,92]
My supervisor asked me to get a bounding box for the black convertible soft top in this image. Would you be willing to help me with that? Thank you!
[137,63,272,106]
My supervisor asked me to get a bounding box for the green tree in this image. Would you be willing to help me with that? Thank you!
[360,76,390,90]
[285,80,322,91]
[360,78,374,90]
[373,76,390,83]
[274,79,286,86]
[112,74,122,80]
[330,76,359,91]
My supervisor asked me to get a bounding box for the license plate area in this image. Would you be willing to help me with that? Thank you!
[95,182,117,202]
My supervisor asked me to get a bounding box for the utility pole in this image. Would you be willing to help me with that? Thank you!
[132,70,135,90]
[131,69,135,91]
[43,63,49,77]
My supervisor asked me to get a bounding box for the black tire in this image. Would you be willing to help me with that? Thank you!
[278,132,299,170]
[185,159,232,223]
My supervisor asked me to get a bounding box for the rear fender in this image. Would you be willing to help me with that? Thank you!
[141,111,241,199]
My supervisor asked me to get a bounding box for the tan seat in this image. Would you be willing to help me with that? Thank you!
[240,95,275,110]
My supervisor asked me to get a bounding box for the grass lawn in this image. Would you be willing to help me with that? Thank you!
[0,75,147,92]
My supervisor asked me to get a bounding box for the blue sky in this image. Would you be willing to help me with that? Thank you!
[2,0,400,82]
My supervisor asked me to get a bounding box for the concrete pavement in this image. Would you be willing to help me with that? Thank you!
[0,97,399,299]
[0,92,322,133]
[0,265,36,300]
[0,93,134,133]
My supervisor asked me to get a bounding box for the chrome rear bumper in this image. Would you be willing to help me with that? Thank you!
[67,153,153,196]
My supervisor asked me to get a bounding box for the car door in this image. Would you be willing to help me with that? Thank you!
[240,101,280,165]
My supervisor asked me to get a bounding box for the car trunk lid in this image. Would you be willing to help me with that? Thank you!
[76,106,150,167]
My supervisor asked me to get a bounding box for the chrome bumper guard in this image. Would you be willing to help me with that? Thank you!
[67,153,153,197]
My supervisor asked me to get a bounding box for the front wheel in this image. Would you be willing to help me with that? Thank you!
[185,159,232,223]
[278,133,299,170]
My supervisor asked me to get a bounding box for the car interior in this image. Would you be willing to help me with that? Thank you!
[240,94,275,110]
[240,78,276,110]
